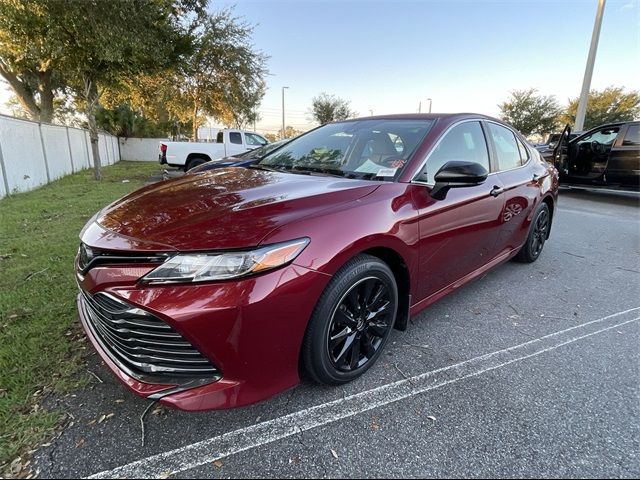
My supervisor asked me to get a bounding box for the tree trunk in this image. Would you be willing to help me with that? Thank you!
[192,102,199,142]
[38,71,54,123]
[84,79,102,180]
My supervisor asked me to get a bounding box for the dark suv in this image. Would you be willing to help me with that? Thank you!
[551,121,640,191]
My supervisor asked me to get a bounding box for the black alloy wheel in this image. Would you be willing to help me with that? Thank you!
[328,277,393,372]
[302,254,398,385]
[515,202,550,263]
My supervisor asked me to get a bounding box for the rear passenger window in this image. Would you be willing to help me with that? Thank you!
[229,132,242,145]
[423,121,490,183]
[623,124,640,146]
[488,123,522,171]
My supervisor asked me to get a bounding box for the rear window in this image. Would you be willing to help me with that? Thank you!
[229,132,242,145]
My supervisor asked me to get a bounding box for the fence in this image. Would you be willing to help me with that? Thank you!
[119,137,168,162]
[0,113,120,199]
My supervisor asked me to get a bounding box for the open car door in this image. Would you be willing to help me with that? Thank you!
[551,124,571,176]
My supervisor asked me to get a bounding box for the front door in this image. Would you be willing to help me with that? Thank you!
[565,125,622,183]
[412,121,505,302]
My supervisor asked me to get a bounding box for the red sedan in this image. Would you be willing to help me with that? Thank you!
[76,114,558,411]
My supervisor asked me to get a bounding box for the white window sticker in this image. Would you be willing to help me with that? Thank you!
[376,167,398,177]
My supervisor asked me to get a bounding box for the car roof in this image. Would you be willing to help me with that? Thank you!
[345,113,499,123]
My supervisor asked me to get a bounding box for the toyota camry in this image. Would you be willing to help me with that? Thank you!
[76,114,558,411]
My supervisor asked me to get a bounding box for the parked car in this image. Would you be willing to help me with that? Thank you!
[187,139,290,174]
[551,121,640,190]
[76,113,558,411]
[159,129,269,171]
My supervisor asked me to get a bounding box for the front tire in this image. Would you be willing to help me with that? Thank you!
[515,202,550,263]
[302,254,398,385]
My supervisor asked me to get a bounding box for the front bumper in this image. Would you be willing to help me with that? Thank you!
[77,263,331,411]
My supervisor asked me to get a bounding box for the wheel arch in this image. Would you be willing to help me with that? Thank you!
[185,153,212,170]
[541,194,555,239]
[360,246,411,331]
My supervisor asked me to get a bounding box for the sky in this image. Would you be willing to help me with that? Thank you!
[1,0,638,135]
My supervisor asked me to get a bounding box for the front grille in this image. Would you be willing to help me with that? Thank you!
[77,243,170,274]
[79,289,220,383]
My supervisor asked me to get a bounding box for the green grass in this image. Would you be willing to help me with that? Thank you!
[0,161,161,468]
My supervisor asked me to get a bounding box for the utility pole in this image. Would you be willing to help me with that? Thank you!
[575,0,606,131]
[281,86,289,139]
[369,109,373,116]
[418,101,422,113]
[427,98,432,113]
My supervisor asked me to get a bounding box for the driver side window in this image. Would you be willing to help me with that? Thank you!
[423,122,490,183]
[578,127,620,145]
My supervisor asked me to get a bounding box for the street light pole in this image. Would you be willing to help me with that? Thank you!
[369,109,373,116]
[281,86,289,139]
[575,0,606,131]
[427,98,432,113]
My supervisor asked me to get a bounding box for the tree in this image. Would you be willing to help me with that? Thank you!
[498,88,561,136]
[170,9,268,140]
[50,0,197,179]
[0,1,66,122]
[310,93,356,125]
[560,87,640,130]
[282,126,304,139]
[0,0,201,179]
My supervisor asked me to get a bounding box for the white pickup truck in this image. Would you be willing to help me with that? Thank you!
[159,129,269,171]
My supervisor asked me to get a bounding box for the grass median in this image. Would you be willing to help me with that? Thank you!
[0,161,161,470]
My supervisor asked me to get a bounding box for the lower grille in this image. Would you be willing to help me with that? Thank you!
[79,289,220,384]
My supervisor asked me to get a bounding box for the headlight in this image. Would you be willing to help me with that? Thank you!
[142,238,309,284]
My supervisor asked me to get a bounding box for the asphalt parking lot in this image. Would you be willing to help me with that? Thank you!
[33,188,640,479]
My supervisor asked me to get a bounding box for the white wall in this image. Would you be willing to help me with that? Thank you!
[0,114,120,198]
[119,137,169,162]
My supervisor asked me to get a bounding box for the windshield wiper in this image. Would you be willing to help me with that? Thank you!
[248,164,284,173]
[290,165,347,178]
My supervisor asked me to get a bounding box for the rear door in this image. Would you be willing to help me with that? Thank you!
[486,121,546,256]
[606,122,640,188]
[412,120,505,301]
[225,131,245,156]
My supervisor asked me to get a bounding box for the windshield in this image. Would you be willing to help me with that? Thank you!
[255,119,434,181]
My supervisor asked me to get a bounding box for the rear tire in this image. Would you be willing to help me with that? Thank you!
[514,203,550,263]
[302,254,398,385]
[185,156,207,172]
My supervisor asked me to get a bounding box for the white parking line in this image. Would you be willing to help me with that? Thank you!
[88,307,640,479]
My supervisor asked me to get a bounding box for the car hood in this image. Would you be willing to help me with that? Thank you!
[95,167,379,251]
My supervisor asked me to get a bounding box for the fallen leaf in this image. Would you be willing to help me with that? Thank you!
[115,399,125,404]
[76,438,85,448]
[330,449,338,459]
[106,413,115,419]
[426,415,437,422]
[213,460,223,468]
[289,456,301,465]
[97,414,106,424]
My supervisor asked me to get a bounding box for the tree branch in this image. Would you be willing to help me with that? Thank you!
[0,62,41,120]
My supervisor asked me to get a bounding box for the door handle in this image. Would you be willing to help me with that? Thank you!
[490,186,504,197]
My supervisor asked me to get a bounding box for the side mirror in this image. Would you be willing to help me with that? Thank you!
[429,161,488,200]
